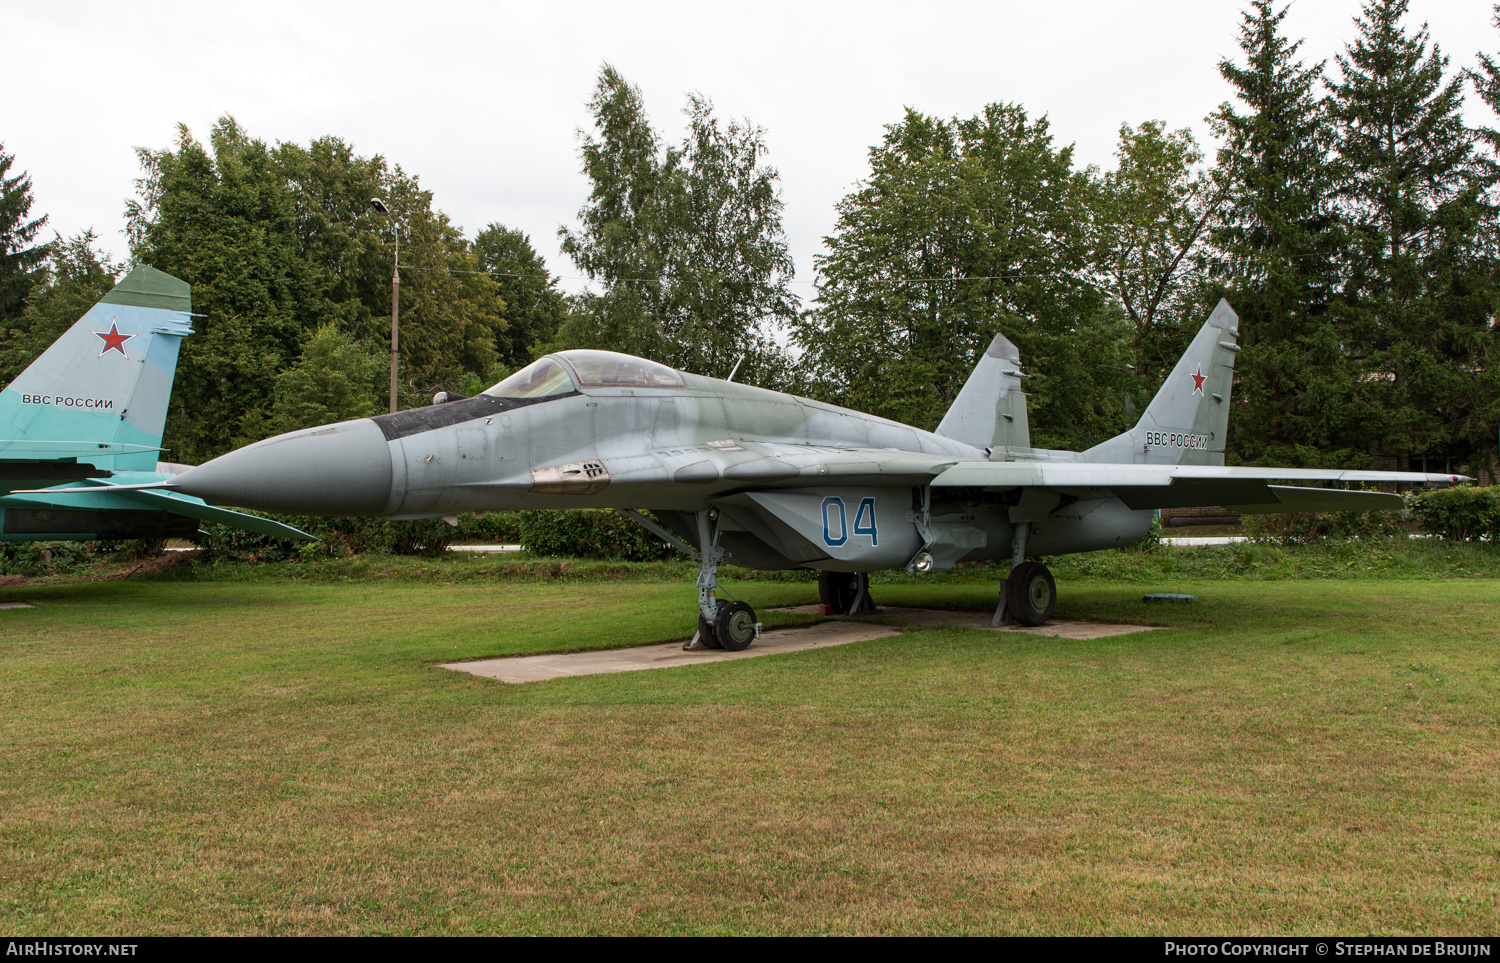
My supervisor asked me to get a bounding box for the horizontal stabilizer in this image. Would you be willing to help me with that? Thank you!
[11,480,176,494]
[113,488,315,541]
[0,441,164,457]
[9,479,314,541]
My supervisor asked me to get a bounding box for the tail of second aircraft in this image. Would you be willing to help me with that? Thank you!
[934,331,1032,454]
[1083,299,1240,466]
[0,265,193,472]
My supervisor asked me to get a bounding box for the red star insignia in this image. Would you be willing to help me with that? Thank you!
[1190,365,1206,396]
[94,321,135,358]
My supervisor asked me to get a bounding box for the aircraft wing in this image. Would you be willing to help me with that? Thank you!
[929,461,1464,511]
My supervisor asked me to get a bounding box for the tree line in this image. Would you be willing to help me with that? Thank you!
[1,0,1497,477]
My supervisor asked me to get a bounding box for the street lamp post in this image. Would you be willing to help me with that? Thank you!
[371,198,399,414]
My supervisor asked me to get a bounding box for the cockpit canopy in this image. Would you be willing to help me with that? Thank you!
[482,357,574,399]
[556,350,684,387]
[482,350,683,400]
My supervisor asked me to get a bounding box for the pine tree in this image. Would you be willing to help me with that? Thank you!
[1329,0,1498,473]
[0,143,50,326]
[0,231,120,385]
[1209,0,1360,467]
[1467,4,1500,158]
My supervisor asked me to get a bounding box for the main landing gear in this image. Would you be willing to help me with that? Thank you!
[991,521,1057,627]
[818,571,878,615]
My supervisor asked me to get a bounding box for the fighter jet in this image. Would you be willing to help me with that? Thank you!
[0,265,310,544]
[75,300,1461,647]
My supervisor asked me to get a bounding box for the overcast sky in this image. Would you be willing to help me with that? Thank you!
[7,0,1496,298]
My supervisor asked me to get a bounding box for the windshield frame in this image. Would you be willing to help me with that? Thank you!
[553,350,685,389]
[481,357,578,400]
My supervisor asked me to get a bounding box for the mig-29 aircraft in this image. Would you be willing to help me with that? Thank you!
[0,265,310,544]
[54,300,1461,647]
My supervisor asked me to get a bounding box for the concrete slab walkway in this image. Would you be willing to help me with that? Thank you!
[441,606,1159,683]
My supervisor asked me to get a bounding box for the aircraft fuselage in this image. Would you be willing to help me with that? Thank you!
[172,368,1152,572]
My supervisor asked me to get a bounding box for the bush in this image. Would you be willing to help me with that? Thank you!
[193,508,672,564]
[469,511,522,543]
[92,538,168,561]
[1406,485,1500,542]
[193,513,474,562]
[0,541,95,575]
[519,509,675,561]
[1123,513,1163,552]
[1241,506,1407,546]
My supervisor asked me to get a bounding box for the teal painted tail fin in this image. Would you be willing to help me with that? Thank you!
[0,265,193,471]
[1082,300,1239,466]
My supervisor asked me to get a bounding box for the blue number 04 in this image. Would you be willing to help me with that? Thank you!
[823,496,878,547]
[821,496,848,546]
[853,496,878,546]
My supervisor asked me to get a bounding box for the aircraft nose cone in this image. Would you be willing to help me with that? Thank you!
[172,419,393,515]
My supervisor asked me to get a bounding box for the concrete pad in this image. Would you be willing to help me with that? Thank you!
[777,605,1160,639]
[442,619,901,683]
[0,602,33,610]
[441,606,1158,684]
[448,544,523,553]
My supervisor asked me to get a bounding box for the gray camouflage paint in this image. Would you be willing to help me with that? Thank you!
[164,300,1463,573]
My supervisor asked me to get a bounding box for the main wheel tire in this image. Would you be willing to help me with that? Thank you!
[714,600,758,651]
[696,610,724,649]
[818,571,860,613]
[1005,561,1056,626]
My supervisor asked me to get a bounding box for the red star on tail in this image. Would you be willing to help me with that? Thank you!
[1190,365,1206,395]
[94,321,135,358]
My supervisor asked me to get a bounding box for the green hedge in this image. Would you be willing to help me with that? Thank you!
[518,509,675,561]
[192,508,674,563]
[1241,506,1408,546]
[193,513,479,561]
[1406,485,1500,542]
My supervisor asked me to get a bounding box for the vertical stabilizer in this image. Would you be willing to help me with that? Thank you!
[0,266,193,471]
[935,332,1031,454]
[1083,300,1239,466]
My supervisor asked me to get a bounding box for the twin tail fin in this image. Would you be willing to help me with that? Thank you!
[0,265,193,471]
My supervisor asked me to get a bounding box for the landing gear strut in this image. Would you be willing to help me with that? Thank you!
[991,521,1057,627]
[818,571,878,615]
[684,509,758,651]
[615,508,761,652]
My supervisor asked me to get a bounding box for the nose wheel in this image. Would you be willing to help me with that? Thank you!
[714,600,758,651]
[615,507,763,651]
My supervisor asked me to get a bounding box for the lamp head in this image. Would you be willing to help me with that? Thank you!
[370,198,390,216]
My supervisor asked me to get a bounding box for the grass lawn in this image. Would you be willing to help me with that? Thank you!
[0,555,1497,934]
